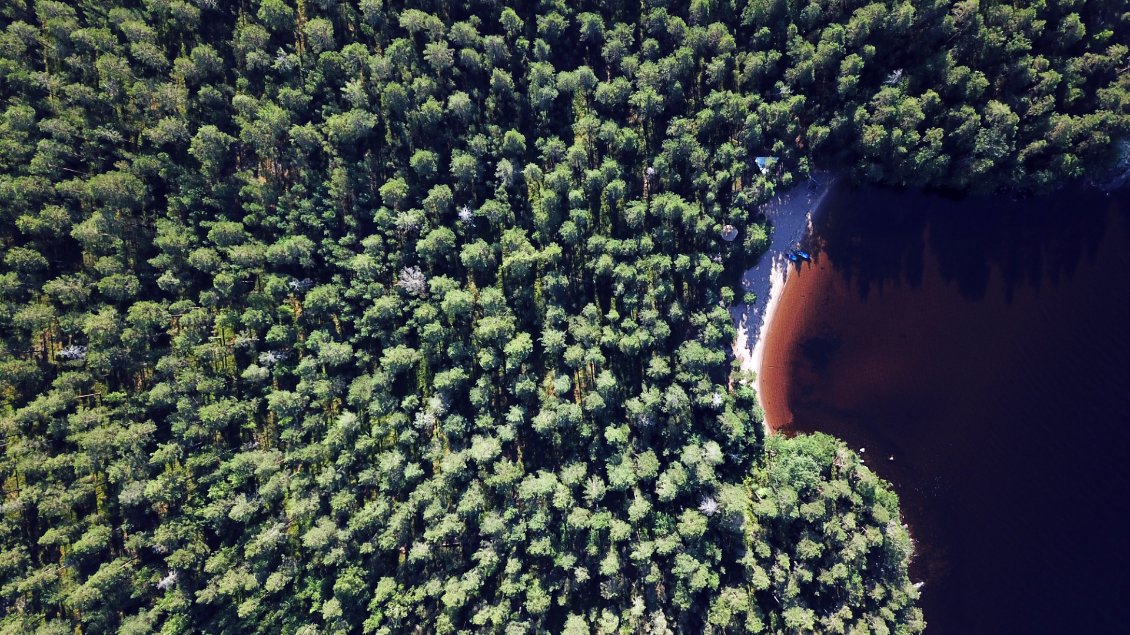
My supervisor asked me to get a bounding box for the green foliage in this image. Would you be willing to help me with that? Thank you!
[1,0,1126,633]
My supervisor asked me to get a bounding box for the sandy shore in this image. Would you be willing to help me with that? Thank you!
[729,171,836,423]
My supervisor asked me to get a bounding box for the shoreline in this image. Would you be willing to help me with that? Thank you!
[750,257,789,429]
[730,171,836,430]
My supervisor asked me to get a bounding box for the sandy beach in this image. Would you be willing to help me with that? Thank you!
[729,171,836,425]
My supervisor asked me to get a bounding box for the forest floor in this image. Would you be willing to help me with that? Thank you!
[730,170,835,403]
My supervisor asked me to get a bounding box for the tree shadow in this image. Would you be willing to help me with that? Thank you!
[809,182,1118,302]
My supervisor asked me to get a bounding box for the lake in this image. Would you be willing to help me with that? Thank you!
[759,184,1130,634]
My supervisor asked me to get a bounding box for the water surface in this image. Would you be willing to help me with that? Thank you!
[760,185,1130,634]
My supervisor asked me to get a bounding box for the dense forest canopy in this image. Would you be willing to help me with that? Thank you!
[0,0,1125,633]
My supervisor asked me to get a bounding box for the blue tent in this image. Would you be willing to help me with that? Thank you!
[755,156,778,174]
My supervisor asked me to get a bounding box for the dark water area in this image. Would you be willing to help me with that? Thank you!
[760,184,1130,634]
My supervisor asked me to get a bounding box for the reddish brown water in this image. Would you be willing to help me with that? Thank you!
[760,185,1130,634]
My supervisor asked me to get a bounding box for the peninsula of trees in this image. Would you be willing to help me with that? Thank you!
[1,1,1125,633]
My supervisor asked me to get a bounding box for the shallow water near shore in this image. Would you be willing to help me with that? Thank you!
[760,184,1130,634]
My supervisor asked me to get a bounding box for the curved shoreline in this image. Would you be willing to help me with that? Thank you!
[730,172,836,430]
[749,258,789,428]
